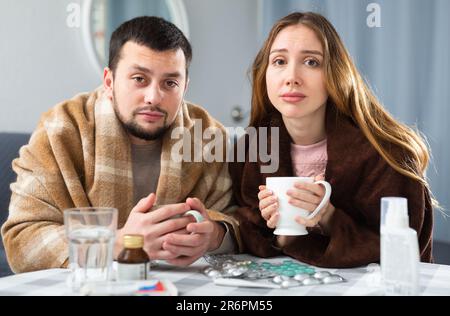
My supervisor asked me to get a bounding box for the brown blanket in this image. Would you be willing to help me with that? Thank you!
[229,105,433,268]
[2,87,240,273]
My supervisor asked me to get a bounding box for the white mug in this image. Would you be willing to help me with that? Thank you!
[266,177,332,236]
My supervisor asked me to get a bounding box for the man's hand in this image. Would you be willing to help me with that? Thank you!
[115,193,195,261]
[161,197,226,266]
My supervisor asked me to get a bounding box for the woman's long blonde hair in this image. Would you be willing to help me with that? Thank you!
[250,12,432,192]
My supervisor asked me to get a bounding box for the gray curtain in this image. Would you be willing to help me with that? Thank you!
[261,0,450,242]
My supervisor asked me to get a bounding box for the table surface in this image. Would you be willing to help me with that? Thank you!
[0,254,449,296]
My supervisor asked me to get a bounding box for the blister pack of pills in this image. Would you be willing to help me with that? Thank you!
[203,255,345,288]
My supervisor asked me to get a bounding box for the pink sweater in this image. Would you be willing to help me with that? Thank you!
[290,139,328,178]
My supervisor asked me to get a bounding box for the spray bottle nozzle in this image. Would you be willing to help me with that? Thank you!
[381,197,409,229]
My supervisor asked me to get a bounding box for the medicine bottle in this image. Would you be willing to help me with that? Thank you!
[117,234,150,281]
[380,197,419,295]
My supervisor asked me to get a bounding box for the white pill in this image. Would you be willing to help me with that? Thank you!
[294,274,309,281]
[314,271,331,279]
[207,270,221,278]
[322,275,345,284]
[302,278,322,286]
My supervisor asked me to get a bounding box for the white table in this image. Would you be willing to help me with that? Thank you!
[0,254,449,296]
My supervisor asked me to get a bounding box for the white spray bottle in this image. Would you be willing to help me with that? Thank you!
[380,197,420,296]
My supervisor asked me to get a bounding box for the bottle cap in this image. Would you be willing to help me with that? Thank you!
[123,234,144,249]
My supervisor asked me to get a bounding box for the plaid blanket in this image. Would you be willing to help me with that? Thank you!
[1,87,239,273]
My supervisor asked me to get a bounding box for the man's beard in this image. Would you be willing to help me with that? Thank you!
[112,97,169,141]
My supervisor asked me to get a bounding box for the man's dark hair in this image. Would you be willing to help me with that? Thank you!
[108,16,192,75]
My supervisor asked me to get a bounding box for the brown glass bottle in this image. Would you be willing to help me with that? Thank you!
[117,234,150,281]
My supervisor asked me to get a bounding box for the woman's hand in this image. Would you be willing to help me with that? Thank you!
[286,175,335,233]
[258,185,280,228]
[258,185,296,248]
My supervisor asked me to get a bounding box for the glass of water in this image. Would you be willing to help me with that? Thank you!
[64,207,118,293]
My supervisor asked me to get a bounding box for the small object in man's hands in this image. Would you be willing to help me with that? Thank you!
[183,210,204,223]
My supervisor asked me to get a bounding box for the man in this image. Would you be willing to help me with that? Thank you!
[1,16,240,273]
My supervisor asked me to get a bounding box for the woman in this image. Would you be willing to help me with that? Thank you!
[229,12,434,268]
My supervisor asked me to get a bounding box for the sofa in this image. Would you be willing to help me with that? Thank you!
[0,133,30,277]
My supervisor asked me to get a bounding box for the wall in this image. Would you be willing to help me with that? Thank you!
[0,0,259,132]
[0,0,98,132]
[183,0,260,127]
